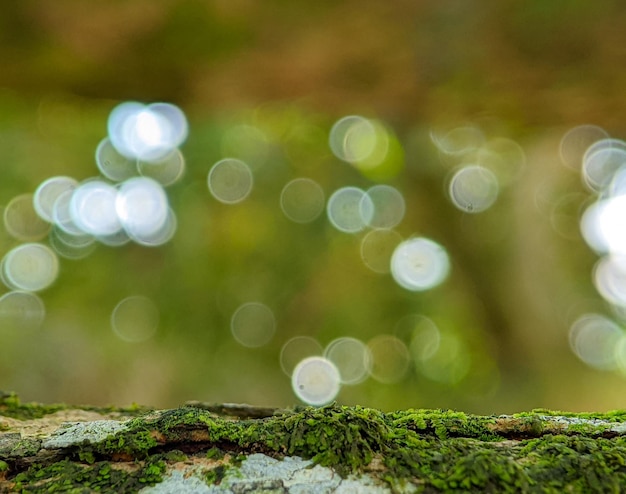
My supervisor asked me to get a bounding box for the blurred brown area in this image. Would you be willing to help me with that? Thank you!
[1,0,626,413]
[4,1,626,127]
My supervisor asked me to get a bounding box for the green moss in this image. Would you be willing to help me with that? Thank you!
[10,438,41,458]
[92,429,158,459]
[78,451,96,465]
[517,408,626,422]
[6,400,626,492]
[204,464,227,486]
[11,457,166,493]
[388,409,500,441]
[109,404,626,492]
[0,392,151,421]
[0,392,66,420]
[162,449,187,462]
[205,447,225,460]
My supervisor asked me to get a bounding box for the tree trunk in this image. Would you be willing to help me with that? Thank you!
[2,392,626,493]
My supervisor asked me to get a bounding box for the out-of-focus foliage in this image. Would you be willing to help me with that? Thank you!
[1,0,626,413]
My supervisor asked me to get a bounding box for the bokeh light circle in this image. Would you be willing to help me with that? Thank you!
[280,178,325,224]
[367,335,410,383]
[0,291,46,330]
[129,207,177,247]
[4,194,51,241]
[111,295,159,343]
[116,177,169,241]
[401,315,441,362]
[448,165,499,213]
[97,229,131,247]
[95,137,138,182]
[34,176,78,224]
[390,237,450,291]
[230,302,275,348]
[279,336,323,376]
[593,255,626,307]
[70,180,122,236]
[324,337,371,385]
[329,115,377,163]
[582,142,626,193]
[559,125,609,170]
[581,196,626,256]
[2,243,59,292]
[107,101,187,162]
[361,185,405,229]
[431,125,484,156]
[291,356,341,406]
[476,138,526,186]
[147,102,189,149]
[326,186,373,233]
[52,189,85,236]
[360,228,402,274]
[107,101,147,159]
[208,158,254,204]
[137,149,186,187]
[48,227,97,260]
[416,332,471,385]
[569,314,623,371]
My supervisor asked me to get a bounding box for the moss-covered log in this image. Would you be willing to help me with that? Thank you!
[2,392,626,493]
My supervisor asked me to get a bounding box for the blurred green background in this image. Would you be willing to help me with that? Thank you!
[1,0,626,414]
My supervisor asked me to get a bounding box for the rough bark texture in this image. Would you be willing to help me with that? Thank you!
[2,392,626,493]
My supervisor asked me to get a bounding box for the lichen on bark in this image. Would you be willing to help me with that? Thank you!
[2,392,626,492]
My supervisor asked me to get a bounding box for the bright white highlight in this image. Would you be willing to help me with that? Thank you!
[593,255,626,308]
[291,356,341,406]
[43,175,174,247]
[69,181,122,236]
[107,102,188,162]
[116,177,169,243]
[390,237,450,291]
[581,196,626,256]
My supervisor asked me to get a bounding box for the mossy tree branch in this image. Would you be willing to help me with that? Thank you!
[2,392,626,492]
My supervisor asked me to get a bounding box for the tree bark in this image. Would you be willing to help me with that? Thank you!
[2,392,626,493]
